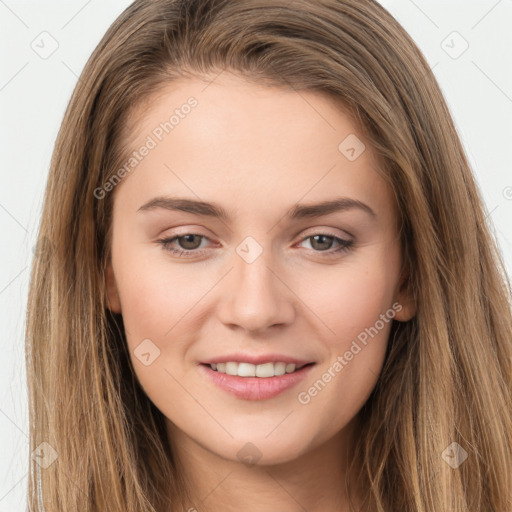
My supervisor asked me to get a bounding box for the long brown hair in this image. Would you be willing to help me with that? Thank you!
[26,0,512,510]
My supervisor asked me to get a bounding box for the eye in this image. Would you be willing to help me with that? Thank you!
[298,234,354,255]
[156,232,354,258]
[157,234,211,257]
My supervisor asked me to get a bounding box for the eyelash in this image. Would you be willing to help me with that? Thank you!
[156,232,354,258]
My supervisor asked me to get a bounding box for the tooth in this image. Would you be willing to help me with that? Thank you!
[212,361,301,376]
[274,362,286,376]
[256,362,275,378]
[225,362,238,375]
[237,362,256,377]
[285,363,296,374]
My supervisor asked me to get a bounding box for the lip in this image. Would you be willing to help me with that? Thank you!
[200,353,313,366]
[198,362,316,401]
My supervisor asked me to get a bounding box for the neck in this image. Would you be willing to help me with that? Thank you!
[166,416,365,512]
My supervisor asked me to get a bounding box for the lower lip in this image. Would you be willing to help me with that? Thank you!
[198,363,315,401]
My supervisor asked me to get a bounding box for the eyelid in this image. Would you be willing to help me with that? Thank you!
[298,226,353,240]
[158,226,352,247]
[157,228,354,259]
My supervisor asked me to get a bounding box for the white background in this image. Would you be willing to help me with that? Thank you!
[1,0,511,509]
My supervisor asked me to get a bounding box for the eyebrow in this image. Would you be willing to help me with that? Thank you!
[137,196,377,220]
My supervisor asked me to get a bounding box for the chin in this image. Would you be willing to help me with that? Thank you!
[210,434,312,467]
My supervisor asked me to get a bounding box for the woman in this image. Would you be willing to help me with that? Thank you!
[26,0,512,510]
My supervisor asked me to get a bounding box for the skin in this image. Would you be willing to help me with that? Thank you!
[105,72,416,512]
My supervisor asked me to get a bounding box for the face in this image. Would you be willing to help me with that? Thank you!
[105,72,415,466]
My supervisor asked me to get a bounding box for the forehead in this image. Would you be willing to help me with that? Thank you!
[114,72,396,224]
[127,72,366,149]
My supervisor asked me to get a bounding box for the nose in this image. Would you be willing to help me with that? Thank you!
[216,249,295,334]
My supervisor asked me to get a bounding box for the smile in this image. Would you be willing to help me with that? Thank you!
[209,361,310,377]
[199,362,315,400]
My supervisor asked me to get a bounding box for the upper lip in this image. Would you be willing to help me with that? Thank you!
[201,353,314,366]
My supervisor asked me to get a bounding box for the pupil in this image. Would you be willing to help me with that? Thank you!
[313,235,331,250]
[181,235,200,249]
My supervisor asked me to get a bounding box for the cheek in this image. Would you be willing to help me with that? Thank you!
[294,253,398,418]
[111,245,210,404]
[305,252,399,347]
[112,255,194,418]
[112,243,198,343]
[116,269,169,342]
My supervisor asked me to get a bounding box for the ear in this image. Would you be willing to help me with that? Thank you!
[105,261,122,314]
[393,268,416,322]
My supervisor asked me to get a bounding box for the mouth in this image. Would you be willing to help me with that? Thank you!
[203,361,314,377]
[198,360,316,400]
